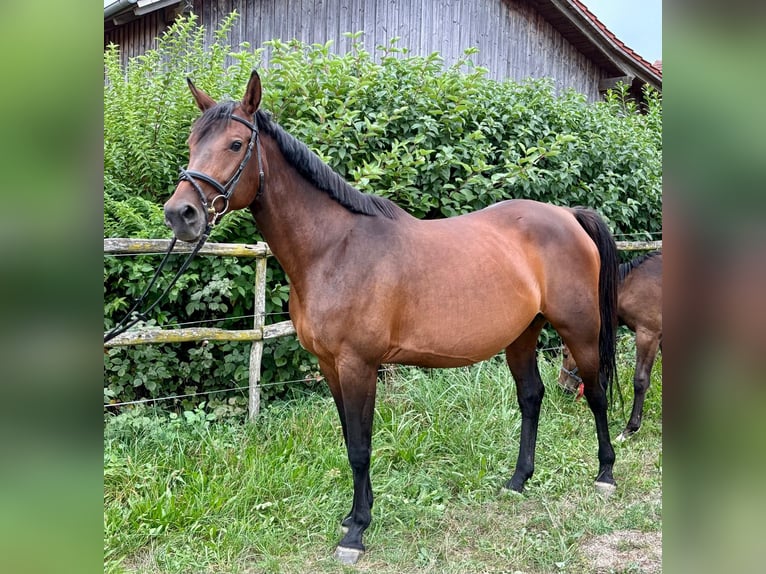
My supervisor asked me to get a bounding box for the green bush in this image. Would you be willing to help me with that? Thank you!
[104,13,662,410]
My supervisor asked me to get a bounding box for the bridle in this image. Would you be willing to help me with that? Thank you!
[559,364,584,400]
[104,113,265,343]
[560,365,583,384]
[177,113,265,226]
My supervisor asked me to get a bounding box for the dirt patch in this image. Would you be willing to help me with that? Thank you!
[121,549,159,573]
[580,530,661,574]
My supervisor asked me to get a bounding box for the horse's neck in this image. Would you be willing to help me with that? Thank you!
[250,136,356,280]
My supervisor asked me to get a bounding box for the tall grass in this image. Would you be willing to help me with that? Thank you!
[104,347,661,573]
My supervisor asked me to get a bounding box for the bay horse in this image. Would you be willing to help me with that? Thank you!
[163,71,619,565]
[559,251,662,441]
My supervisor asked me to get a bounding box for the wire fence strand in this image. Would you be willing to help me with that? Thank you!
[103,374,325,408]
[161,312,291,329]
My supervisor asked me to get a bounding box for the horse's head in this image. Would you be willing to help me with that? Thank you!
[164,71,265,242]
[558,344,582,393]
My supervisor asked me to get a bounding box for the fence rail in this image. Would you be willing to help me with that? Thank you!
[104,237,661,418]
[103,321,297,347]
[104,237,272,257]
[614,240,662,251]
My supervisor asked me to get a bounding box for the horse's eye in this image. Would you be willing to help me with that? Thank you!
[230,141,242,152]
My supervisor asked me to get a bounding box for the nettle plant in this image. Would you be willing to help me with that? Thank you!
[104,13,661,411]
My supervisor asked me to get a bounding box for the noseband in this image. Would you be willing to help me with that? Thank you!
[177,114,265,226]
[560,365,583,384]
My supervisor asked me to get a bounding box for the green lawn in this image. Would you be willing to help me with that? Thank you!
[104,344,662,573]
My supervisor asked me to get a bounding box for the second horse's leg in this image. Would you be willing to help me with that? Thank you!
[618,330,660,441]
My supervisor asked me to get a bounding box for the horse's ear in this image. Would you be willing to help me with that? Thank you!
[187,78,216,111]
[242,70,262,116]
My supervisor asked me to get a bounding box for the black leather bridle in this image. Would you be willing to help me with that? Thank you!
[177,113,265,225]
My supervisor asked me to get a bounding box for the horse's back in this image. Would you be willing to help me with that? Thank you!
[411,199,594,257]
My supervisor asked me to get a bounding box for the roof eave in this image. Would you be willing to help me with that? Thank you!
[530,0,661,91]
[104,0,138,20]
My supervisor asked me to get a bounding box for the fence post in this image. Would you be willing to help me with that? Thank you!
[248,256,268,420]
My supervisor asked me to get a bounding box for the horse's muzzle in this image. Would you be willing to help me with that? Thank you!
[164,199,205,242]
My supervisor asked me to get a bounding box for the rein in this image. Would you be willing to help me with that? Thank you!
[104,114,265,343]
[104,232,209,342]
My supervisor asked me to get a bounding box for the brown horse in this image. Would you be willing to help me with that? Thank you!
[163,71,619,564]
[559,251,662,441]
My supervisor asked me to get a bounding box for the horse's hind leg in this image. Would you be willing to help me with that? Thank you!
[558,327,617,492]
[618,329,661,441]
[505,315,547,492]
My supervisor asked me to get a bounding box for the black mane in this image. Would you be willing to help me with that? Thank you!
[191,102,399,219]
[618,250,661,283]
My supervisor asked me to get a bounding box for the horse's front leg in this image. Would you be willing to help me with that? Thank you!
[332,358,378,565]
[318,359,374,537]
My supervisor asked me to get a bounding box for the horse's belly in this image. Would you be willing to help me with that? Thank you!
[383,347,495,368]
[379,261,541,367]
[382,312,530,368]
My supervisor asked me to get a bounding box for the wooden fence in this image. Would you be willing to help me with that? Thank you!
[104,238,295,419]
[104,237,661,418]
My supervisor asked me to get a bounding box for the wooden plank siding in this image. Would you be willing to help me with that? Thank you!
[104,0,609,101]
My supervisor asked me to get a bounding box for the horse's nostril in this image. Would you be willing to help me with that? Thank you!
[181,204,198,224]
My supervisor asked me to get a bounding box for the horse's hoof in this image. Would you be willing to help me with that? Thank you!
[502,475,527,494]
[594,481,617,497]
[334,546,364,565]
[616,429,636,442]
[500,484,524,497]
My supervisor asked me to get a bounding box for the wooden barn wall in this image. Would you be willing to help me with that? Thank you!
[105,0,605,101]
[104,10,169,65]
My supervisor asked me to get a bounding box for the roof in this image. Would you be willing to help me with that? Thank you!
[530,0,662,92]
[105,0,181,23]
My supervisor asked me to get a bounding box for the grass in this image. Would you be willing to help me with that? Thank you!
[104,342,662,573]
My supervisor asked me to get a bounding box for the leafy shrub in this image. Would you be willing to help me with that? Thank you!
[104,13,662,410]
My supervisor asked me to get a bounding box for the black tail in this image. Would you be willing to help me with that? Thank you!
[573,208,619,401]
